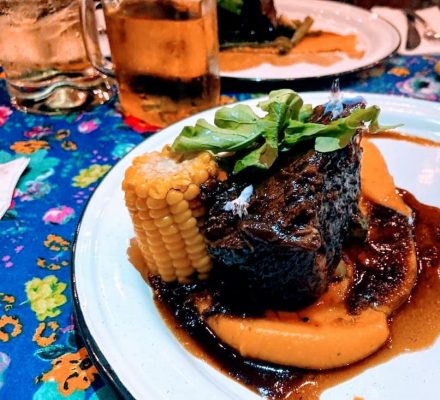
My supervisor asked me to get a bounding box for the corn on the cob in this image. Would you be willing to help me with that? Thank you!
[122,146,219,283]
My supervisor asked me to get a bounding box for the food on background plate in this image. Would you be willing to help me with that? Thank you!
[217,0,364,71]
[217,0,307,51]
[122,87,440,398]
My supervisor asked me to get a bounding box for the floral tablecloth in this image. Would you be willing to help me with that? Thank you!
[1,55,439,400]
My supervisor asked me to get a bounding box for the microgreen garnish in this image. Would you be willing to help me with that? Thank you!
[171,89,395,174]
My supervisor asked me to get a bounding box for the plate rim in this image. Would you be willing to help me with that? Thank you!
[71,257,136,399]
[219,0,401,82]
[71,92,440,400]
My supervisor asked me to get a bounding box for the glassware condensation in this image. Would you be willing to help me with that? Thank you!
[0,0,115,114]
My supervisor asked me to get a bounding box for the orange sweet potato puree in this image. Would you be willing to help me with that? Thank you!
[220,33,364,72]
[360,139,412,218]
[202,138,407,369]
[204,290,389,369]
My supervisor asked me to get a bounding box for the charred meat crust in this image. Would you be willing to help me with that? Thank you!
[200,103,365,311]
[201,143,361,310]
[345,202,415,314]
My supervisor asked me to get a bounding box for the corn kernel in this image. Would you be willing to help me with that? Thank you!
[173,209,192,224]
[149,207,170,219]
[146,197,168,210]
[187,243,207,255]
[135,198,148,211]
[178,217,197,231]
[189,250,207,261]
[156,259,174,270]
[161,274,177,283]
[154,216,174,228]
[173,258,192,269]
[149,185,167,200]
[193,170,209,185]
[184,235,204,246]
[135,183,149,198]
[162,234,182,244]
[193,256,212,269]
[199,152,211,163]
[125,192,137,205]
[197,263,212,272]
[180,228,198,239]
[154,252,172,263]
[147,236,164,247]
[171,178,191,191]
[170,200,189,215]
[166,189,184,206]
[138,211,151,221]
[169,250,187,260]
[159,225,180,236]
[165,241,185,251]
[177,268,194,278]
[208,160,218,174]
[141,220,157,231]
[183,184,200,201]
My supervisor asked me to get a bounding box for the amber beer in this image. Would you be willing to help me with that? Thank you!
[103,0,220,127]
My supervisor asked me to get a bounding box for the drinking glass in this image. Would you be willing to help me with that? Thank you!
[0,0,115,114]
[81,0,220,128]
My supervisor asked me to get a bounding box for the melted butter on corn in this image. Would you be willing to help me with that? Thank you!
[122,146,218,283]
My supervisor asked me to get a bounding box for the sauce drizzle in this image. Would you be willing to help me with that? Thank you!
[129,134,440,399]
[148,187,440,400]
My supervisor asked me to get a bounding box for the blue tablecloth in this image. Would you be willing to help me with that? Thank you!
[1,55,439,400]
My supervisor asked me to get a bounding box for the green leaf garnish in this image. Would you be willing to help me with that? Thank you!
[217,0,244,14]
[298,104,313,122]
[171,118,262,153]
[171,90,397,174]
[284,106,401,153]
[214,104,259,129]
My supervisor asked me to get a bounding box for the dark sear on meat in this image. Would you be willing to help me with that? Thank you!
[200,101,366,311]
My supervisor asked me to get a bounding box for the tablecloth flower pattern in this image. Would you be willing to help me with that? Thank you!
[0,55,439,399]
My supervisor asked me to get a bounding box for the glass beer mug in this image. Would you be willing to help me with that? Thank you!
[81,0,220,128]
[0,0,115,114]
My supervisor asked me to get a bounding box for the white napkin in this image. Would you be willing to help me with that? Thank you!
[0,158,29,219]
[372,6,440,55]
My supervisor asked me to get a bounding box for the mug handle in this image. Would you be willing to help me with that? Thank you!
[80,0,115,77]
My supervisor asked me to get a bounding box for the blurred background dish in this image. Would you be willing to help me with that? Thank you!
[219,0,400,81]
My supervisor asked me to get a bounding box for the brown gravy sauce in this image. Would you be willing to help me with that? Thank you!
[220,32,364,72]
[128,133,440,399]
[296,190,440,399]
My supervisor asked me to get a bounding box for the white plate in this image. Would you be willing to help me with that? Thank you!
[73,93,440,400]
[220,0,400,80]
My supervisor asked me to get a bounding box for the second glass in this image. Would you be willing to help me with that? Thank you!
[82,0,220,128]
[0,0,115,114]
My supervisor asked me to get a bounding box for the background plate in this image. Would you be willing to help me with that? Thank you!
[73,93,440,400]
[220,0,400,80]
